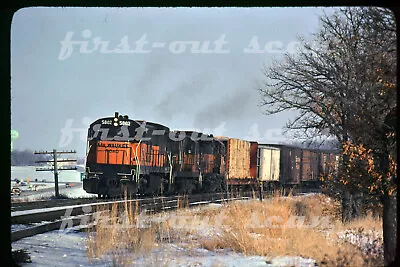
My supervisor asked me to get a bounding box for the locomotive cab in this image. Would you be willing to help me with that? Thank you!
[83,112,170,197]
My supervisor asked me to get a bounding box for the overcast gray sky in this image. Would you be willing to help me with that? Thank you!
[11,7,339,157]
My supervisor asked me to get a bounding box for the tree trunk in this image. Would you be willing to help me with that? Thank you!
[342,190,364,223]
[342,189,353,223]
[352,191,363,219]
[382,192,397,265]
[377,147,397,265]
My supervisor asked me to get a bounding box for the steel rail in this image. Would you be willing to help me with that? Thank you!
[11,192,251,242]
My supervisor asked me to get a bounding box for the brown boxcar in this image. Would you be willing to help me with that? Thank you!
[263,144,302,185]
[319,151,340,175]
[301,149,320,182]
[216,137,253,184]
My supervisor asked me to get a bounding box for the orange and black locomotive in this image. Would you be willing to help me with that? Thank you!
[83,112,225,197]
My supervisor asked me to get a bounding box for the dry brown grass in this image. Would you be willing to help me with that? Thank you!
[86,200,156,266]
[196,193,382,266]
[86,194,202,266]
[86,193,383,266]
[333,214,382,233]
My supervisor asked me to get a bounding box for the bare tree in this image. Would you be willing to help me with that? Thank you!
[258,7,396,264]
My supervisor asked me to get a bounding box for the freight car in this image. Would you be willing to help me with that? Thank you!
[83,112,339,197]
[256,144,340,191]
[214,137,256,189]
[256,145,281,191]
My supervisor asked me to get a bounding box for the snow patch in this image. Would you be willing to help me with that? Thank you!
[337,229,383,258]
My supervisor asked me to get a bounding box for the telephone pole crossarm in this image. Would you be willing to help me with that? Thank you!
[33,149,77,198]
[35,159,77,163]
[34,150,76,155]
[55,150,76,154]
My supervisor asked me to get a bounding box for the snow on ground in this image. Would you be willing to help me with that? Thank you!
[11,191,382,266]
[11,166,82,184]
[12,227,108,267]
[12,227,316,267]
[11,182,56,191]
[337,229,383,259]
[11,183,97,201]
[130,244,315,266]
[12,201,318,267]
[11,166,97,200]
[63,185,97,199]
[11,224,33,232]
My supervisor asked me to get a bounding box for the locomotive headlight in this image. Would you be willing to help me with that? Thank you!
[113,117,119,126]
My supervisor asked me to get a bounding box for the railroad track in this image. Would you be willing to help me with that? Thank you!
[11,193,219,212]
[11,184,321,211]
[11,197,99,212]
[11,192,233,212]
[11,186,322,242]
[11,191,252,242]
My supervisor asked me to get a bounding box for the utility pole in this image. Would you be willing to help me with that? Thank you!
[34,149,77,198]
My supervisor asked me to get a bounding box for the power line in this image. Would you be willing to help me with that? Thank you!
[34,149,77,198]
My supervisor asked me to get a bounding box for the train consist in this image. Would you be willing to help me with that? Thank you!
[83,112,339,197]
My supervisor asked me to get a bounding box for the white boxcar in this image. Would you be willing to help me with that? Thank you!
[257,145,280,181]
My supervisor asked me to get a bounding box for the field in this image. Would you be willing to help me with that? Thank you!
[85,192,383,266]
[11,166,82,183]
[10,166,96,200]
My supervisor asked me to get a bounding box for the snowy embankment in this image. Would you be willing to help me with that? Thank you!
[12,194,382,266]
[12,200,318,267]
[12,224,316,266]
[337,229,383,259]
[11,183,97,201]
[11,227,316,267]
[11,166,96,200]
